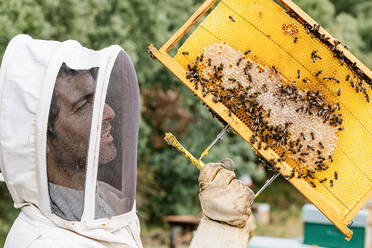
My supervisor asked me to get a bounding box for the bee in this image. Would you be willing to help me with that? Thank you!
[334,171,338,180]
[319,142,324,149]
[329,155,333,163]
[334,39,340,47]
[330,180,334,187]
[267,109,271,118]
[315,70,323,77]
[350,79,354,88]
[323,76,339,83]
[294,35,298,43]
[264,144,271,150]
[280,150,287,157]
[298,157,306,163]
[346,74,350,81]
[310,132,315,140]
[319,178,327,183]
[310,181,316,188]
[307,145,315,151]
[247,73,252,82]
[272,66,278,74]
[258,141,262,150]
[263,84,268,92]
[297,70,301,79]
[244,49,252,55]
[311,50,322,63]
[365,91,370,103]
[314,160,323,165]
[237,58,242,66]
[182,51,190,55]
[250,135,257,144]
[288,169,296,179]
[229,15,236,22]
[199,54,204,62]
[338,127,344,131]
[337,89,341,96]
[245,86,252,91]
[301,132,306,141]
[336,102,341,111]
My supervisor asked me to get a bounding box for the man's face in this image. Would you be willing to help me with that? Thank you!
[51,71,117,167]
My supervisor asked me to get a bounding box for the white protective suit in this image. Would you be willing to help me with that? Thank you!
[0,35,254,248]
[0,34,142,247]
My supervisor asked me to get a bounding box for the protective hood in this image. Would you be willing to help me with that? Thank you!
[0,34,140,235]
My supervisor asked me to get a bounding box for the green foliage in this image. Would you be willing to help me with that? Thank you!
[294,0,335,28]
[0,184,19,244]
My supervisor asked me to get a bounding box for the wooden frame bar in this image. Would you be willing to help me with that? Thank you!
[160,0,218,52]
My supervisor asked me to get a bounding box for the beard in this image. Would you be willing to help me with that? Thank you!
[99,141,117,165]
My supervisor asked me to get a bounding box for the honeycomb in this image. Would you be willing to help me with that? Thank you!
[187,42,339,183]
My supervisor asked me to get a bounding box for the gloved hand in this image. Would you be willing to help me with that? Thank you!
[198,158,254,227]
[190,158,255,248]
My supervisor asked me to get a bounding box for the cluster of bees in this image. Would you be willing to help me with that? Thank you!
[184,42,342,188]
[286,10,371,103]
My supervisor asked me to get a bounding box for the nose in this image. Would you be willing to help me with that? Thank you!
[103,103,115,121]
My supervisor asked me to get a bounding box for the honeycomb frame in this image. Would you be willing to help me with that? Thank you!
[148,0,372,239]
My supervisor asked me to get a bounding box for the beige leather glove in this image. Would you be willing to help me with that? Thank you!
[190,159,255,248]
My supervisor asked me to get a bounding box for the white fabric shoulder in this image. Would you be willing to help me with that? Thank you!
[27,238,53,248]
[4,212,42,248]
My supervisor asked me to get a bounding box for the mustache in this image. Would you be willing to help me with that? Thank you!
[101,121,111,132]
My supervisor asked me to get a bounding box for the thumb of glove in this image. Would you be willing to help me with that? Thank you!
[220,158,235,171]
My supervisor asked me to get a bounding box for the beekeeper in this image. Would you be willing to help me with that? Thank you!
[0,34,254,248]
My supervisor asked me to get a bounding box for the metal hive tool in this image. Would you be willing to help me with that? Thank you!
[148,0,372,239]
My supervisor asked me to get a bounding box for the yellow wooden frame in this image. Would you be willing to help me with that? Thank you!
[148,0,372,239]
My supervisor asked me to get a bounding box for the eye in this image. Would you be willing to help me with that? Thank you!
[75,100,88,112]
